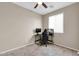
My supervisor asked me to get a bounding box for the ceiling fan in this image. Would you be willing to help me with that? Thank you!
[34,2,47,8]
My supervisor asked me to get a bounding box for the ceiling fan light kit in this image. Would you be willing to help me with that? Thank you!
[34,2,48,8]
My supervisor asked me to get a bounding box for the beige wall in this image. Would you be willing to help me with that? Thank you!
[0,2,79,53]
[42,3,79,50]
[0,3,42,52]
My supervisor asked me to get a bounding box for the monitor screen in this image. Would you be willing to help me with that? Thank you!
[35,28,41,33]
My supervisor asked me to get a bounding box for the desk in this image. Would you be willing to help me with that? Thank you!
[34,33,54,46]
[35,34,41,45]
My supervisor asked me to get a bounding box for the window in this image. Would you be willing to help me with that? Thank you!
[48,13,64,33]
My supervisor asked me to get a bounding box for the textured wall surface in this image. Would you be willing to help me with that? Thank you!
[42,3,79,50]
[0,2,42,52]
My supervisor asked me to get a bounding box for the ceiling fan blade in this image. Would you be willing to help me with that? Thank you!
[34,3,38,8]
[42,2,47,8]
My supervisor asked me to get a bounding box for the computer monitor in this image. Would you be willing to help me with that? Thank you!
[35,28,41,34]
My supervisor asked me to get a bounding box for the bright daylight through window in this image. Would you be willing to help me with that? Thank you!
[49,13,64,33]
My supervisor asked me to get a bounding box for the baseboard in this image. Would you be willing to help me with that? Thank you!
[54,43,79,52]
[0,43,34,54]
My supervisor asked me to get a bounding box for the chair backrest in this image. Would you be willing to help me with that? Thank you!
[42,29,48,41]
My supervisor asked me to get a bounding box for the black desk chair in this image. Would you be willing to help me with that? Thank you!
[41,29,48,47]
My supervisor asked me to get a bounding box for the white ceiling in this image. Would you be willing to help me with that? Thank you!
[14,2,75,15]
